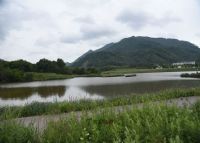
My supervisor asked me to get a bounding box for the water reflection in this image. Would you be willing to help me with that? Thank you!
[0,71,200,106]
[80,80,200,97]
[0,86,67,100]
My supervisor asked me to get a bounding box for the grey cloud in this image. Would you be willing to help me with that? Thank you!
[60,16,115,43]
[61,26,116,43]
[117,11,181,30]
[0,0,5,6]
[28,51,48,57]
[60,35,82,44]
[0,0,3,5]
[80,26,116,40]
[117,11,150,30]
[0,1,27,40]
[35,38,56,47]
[0,1,9,40]
[0,1,53,41]
[74,16,94,24]
[196,33,200,37]
[153,14,181,26]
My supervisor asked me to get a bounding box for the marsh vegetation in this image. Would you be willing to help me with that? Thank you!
[1,101,200,143]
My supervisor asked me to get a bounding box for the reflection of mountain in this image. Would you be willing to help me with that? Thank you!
[81,80,200,97]
[0,86,67,100]
[37,86,67,97]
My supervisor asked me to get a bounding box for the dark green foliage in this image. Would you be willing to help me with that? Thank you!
[0,59,34,82]
[72,36,200,68]
[0,66,32,82]
[8,60,34,72]
[56,58,65,68]
[36,58,61,73]
[0,58,68,74]
[0,59,84,83]
[31,58,97,75]
[0,58,99,83]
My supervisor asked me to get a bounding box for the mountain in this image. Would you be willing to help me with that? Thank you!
[65,62,71,66]
[72,36,200,68]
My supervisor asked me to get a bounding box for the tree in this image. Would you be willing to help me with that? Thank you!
[36,58,68,74]
[36,59,55,73]
[57,59,65,68]
[8,60,34,72]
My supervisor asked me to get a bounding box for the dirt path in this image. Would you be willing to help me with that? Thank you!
[14,96,200,132]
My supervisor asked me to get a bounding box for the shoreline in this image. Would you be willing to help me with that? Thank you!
[0,67,199,84]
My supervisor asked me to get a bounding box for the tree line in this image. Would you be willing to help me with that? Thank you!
[0,58,99,83]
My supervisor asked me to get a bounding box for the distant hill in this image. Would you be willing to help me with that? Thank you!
[72,36,200,68]
[65,62,71,66]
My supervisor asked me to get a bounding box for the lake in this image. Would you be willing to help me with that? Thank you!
[0,71,200,106]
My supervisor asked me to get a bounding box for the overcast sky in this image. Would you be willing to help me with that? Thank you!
[0,0,200,63]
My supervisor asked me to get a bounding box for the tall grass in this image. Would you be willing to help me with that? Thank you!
[42,102,200,143]
[1,102,200,143]
[0,121,39,143]
[1,88,200,119]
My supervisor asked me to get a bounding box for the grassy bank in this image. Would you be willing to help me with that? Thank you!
[1,67,198,83]
[30,72,74,81]
[1,88,200,120]
[101,67,199,77]
[1,102,200,143]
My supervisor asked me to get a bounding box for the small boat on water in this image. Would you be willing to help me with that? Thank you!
[124,74,136,77]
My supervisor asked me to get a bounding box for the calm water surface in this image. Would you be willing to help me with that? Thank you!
[0,71,200,106]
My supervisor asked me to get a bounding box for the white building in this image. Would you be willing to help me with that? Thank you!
[172,61,195,66]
